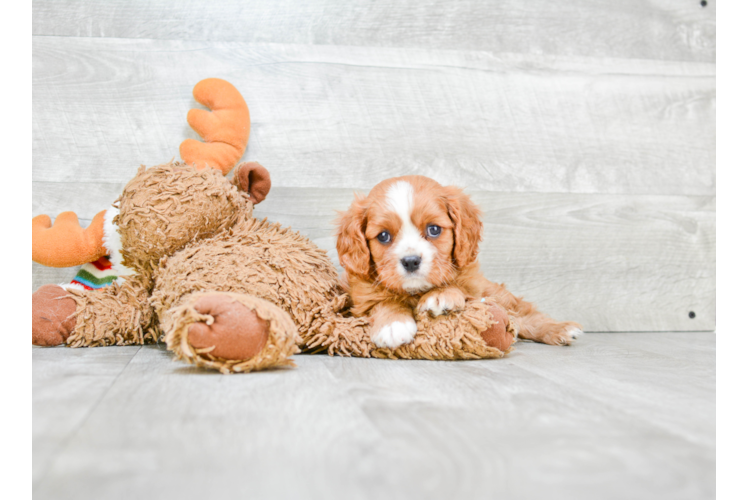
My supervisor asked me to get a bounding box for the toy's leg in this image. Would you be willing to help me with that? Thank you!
[299,298,517,360]
[32,280,154,347]
[162,292,300,374]
[32,285,77,346]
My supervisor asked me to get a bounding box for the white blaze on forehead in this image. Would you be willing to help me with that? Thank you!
[385,181,436,293]
[385,181,415,222]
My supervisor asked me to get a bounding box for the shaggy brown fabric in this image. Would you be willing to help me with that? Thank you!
[164,292,300,374]
[32,285,77,346]
[65,274,157,347]
[188,294,270,359]
[116,162,250,274]
[304,299,513,360]
[150,216,343,341]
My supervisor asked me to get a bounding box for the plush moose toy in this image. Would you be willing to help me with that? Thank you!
[31,79,516,373]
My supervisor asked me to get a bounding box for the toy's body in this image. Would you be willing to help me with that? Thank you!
[31,79,517,374]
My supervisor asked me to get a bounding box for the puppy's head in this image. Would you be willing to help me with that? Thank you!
[335,175,483,294]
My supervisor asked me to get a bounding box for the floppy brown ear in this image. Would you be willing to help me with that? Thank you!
[233,162,271,204]
[445,186,483,268]
[335,194,372,277]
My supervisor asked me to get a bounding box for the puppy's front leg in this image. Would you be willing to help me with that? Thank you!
[417,286,466,317]
[369,301,417,349]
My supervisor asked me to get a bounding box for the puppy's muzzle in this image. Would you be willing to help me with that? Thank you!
[401,255,421,273]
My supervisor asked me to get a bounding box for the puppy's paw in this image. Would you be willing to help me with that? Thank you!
[417,288,466,317]
[548,324,584,346]
[372,319,418,349]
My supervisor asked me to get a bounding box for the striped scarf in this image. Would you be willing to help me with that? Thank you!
[69,256,119,291]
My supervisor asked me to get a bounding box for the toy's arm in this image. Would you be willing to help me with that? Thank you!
[179,78,250,175]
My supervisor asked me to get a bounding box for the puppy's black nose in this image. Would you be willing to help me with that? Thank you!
[401,255,421,273]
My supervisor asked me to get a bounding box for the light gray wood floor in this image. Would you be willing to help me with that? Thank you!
[33,332,715,500]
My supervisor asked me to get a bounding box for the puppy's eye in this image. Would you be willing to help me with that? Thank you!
[426,225,442,238]
[376,231,392,244]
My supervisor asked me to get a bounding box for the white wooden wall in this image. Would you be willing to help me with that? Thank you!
[32,0,715,332]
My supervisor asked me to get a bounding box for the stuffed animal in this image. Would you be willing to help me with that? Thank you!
[31,79,517,373]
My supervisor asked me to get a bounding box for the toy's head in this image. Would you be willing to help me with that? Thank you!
[32,161,271,276]
[114,161,270,273]
[32,78,269,275]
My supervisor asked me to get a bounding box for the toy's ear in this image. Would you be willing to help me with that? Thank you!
[233,162,271,204]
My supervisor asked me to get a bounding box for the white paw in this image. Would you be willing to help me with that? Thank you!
[418,294,461,316]
[567,327,584,340]
[372,320,418,349]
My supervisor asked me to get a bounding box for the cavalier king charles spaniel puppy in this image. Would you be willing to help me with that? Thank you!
[336,175,582,349]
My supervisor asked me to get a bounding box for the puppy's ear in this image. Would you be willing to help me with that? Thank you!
[335,194,372,277]
[445,187,483,268]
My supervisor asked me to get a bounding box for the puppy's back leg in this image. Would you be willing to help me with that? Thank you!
[513,310,583,346]
[481,280,582,346]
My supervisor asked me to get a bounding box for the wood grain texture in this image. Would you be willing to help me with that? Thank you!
[32,346,141,483]
[32,332,715,500]
[32,37,715,196]
[711,11,748,328]
[32,0,716,63]
[32,183,715,332]
[32,263,79,294]
[711,195,748,327]
[717,326,748,462]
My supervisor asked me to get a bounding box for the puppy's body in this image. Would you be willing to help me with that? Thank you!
[336,175,581,349]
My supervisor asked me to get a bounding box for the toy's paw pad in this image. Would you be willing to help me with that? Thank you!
[480,304,516,352]
[417,288,466,316]
[372,319,417,349]
[188,296,269,360]
[32,284,77,346]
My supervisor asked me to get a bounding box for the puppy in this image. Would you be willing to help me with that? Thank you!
[335,175,582,349]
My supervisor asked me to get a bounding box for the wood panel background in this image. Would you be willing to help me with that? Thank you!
[31,0,716,332]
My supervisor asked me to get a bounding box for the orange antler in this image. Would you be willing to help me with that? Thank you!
[179,78,250,175]
[32,211,108,267]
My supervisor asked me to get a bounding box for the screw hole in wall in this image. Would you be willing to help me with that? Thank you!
[700,0,707,7]
[689,311,696,319]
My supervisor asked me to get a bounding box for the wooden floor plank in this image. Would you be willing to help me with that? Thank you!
[32,346,141,484]
[503,332,715,447]
[32,262,78,295]
[32,0,715,63]
[716,332,748,460]
[32,37,715,196]
[31,332,715,500]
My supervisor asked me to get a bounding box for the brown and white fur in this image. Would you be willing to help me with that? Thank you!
[335,175,582,349]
